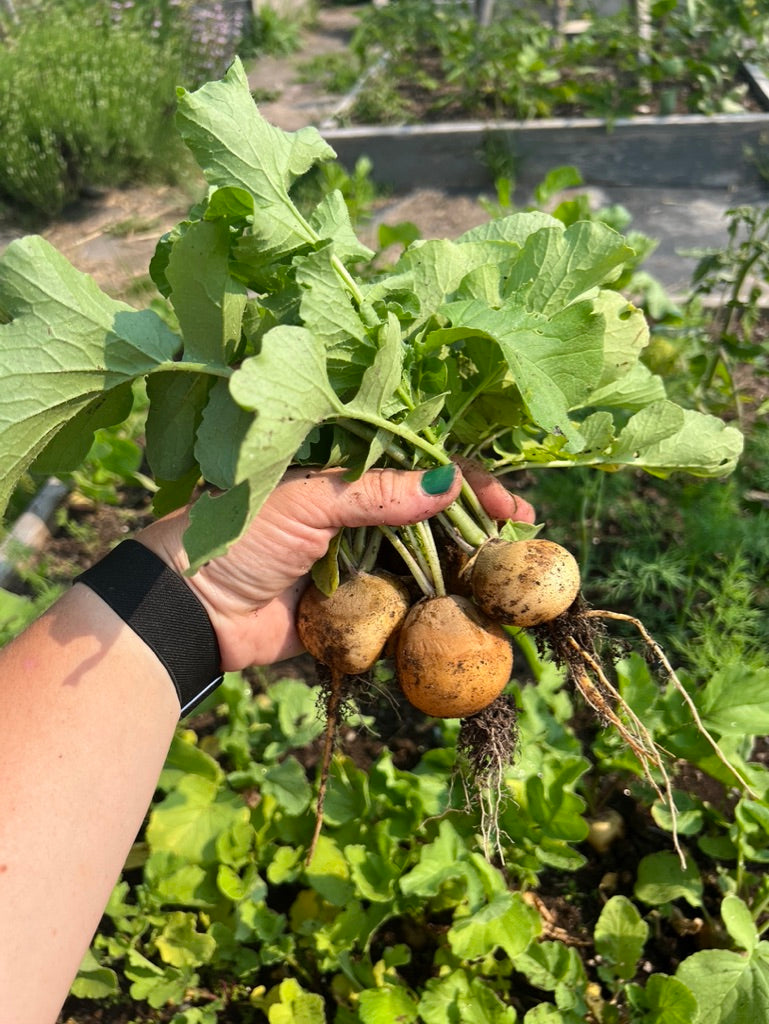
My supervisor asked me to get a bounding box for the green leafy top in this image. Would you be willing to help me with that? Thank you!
[0,57,743,569]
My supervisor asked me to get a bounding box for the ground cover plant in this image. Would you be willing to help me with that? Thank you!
[0,60,767,1023]
[316,0,769,125]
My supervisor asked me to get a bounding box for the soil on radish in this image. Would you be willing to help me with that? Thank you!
[531,596,619,714]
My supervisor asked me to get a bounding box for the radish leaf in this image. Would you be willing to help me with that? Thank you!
[176,58,335,260]
[610,402,743,477]
[166,219,246,365]
[182,326,344,569]
[0,235,179,514]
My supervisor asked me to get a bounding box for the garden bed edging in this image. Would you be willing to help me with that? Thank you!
[322,112,769,194]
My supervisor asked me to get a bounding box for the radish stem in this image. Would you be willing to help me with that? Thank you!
[411,519,446,597]
[378,526,435,597]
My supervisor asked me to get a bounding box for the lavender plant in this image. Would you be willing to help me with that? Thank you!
[100,0,251,87]
[0,0,253,213]
[184,1,250,84]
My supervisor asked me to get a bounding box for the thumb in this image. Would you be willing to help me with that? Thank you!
[336,464,462,528]
[279,464,463,533]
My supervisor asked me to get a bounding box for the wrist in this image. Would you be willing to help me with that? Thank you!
[76,539,223,716]
[134,514,242,668]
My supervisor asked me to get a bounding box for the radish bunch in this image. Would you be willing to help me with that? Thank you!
[296,523,587,861]
[296,515,752,867]
[298,533,580,717]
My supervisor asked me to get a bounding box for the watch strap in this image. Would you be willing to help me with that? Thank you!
[76,539,222,716]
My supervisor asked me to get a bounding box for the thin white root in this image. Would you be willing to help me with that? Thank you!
[478,787,506,864]
[566,637,685,868]
[586,610,759,800]
[307,671,344,866]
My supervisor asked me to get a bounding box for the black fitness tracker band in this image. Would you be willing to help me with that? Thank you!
[76,540,223,716]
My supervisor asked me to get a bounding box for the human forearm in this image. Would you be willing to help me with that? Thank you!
[0,584,179,1024]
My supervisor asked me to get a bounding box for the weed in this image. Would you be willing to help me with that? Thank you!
[348,71,412,125]
[105,216,163,239]
[250,86,282,104]
[248,2,303,57]
[688,204,769,411]
[291,155,379,227]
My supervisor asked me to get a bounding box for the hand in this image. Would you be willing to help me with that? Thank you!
[137,465,535,671]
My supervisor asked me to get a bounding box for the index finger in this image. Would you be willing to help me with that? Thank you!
[457,459,536,524]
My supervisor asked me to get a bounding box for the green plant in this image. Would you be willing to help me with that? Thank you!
[687,205,769,410]
[350,0,559,122]
[106,216,164,239]
[60,670,549,1016]
[0,0,257,216]
[336,0,769,124]
[58,638,769,1020]
[298,51,362,95]
[478,161,680,338]
[348,71,412,124]
[560,2,759,119]
[0,1,185,214]
[534,428,769,672]
[2,58,732,526]
[0,573,61,646]
[248,2,303,57]
[4,59,769,1024]
[29,381,154,508]
[291,155,379,228]
[67,425,154,506]
[57,662,586,1017]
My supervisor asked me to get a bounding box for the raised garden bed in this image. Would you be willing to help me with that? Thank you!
[323,109,769,193]
[303,2,769,195]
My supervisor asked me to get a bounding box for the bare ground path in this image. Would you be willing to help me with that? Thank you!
[0,5,767,301]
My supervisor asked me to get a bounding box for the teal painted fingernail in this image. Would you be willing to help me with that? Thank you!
[421,464,456,495]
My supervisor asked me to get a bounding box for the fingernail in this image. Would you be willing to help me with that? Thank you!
[421,464,456,495]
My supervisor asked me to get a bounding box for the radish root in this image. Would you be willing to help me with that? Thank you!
[307,667,350,865]
[567,646,684,867]
[534,602,757,869]
[585,610,759,800]
[457,695,519,857]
